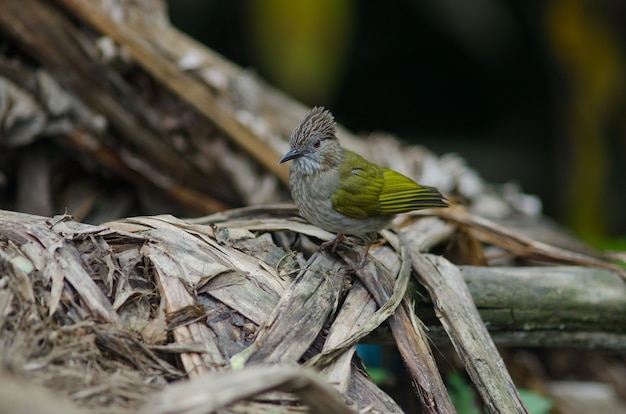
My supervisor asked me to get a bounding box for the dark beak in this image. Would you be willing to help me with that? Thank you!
[279,148,302,164]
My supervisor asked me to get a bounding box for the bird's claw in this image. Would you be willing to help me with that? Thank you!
[322,234,372,273]
[320,234,346,254]
[341,256,368,274]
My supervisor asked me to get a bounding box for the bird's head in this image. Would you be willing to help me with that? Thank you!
[279,106,342,175]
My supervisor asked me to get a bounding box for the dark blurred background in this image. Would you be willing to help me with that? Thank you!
[167,0,626,247]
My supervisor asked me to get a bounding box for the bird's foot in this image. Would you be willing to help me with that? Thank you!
[342,255,368,273]
[321,235,373,273]
[342,242,372,273]
[320,233,346,254]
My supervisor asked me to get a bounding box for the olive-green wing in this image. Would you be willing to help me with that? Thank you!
[331,150,385,219]
[331,149,446,219]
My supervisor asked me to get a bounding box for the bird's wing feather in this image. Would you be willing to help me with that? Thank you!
[378,169,447,214]
[331,150,384,219]
[331,149,446,219]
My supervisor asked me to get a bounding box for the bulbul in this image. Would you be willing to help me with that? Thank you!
[279,107,447,269]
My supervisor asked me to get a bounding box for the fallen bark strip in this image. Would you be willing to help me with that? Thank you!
[411,252,530,413]
[393,215,528,412]
[434,207,626,280]
[339,245,457,413]
[139,365,355,414]
[317,280,377,394]
[305,241,412,370]
[53,0,288,185]
[232,251,346,366]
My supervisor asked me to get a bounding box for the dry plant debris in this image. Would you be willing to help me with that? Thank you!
[1,205,625,413]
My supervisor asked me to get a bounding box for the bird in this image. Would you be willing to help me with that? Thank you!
[279,106,447,270]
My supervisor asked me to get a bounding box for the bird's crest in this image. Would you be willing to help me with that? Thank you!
[291,106,336,148]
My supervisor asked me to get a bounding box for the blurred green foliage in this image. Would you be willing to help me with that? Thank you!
[248,0,354,105]
[517,388,553,414]
[447,372,482,414]
[546,0,624,241]
[446,372,553,414]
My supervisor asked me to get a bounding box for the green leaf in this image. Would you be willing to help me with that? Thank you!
[518,388,553,414]
[447,373,481,414]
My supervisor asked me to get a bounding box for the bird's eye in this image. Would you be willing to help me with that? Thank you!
[313,139,321,148]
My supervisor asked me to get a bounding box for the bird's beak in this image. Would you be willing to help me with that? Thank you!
[279,148,302,164]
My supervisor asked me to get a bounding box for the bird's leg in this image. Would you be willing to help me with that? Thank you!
[346,233,378,272]
[320,233,346,254]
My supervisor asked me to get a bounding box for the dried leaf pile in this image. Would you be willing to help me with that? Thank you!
[1,204,625,413]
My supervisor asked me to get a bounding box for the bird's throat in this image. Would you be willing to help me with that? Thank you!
[292,156,325,176]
